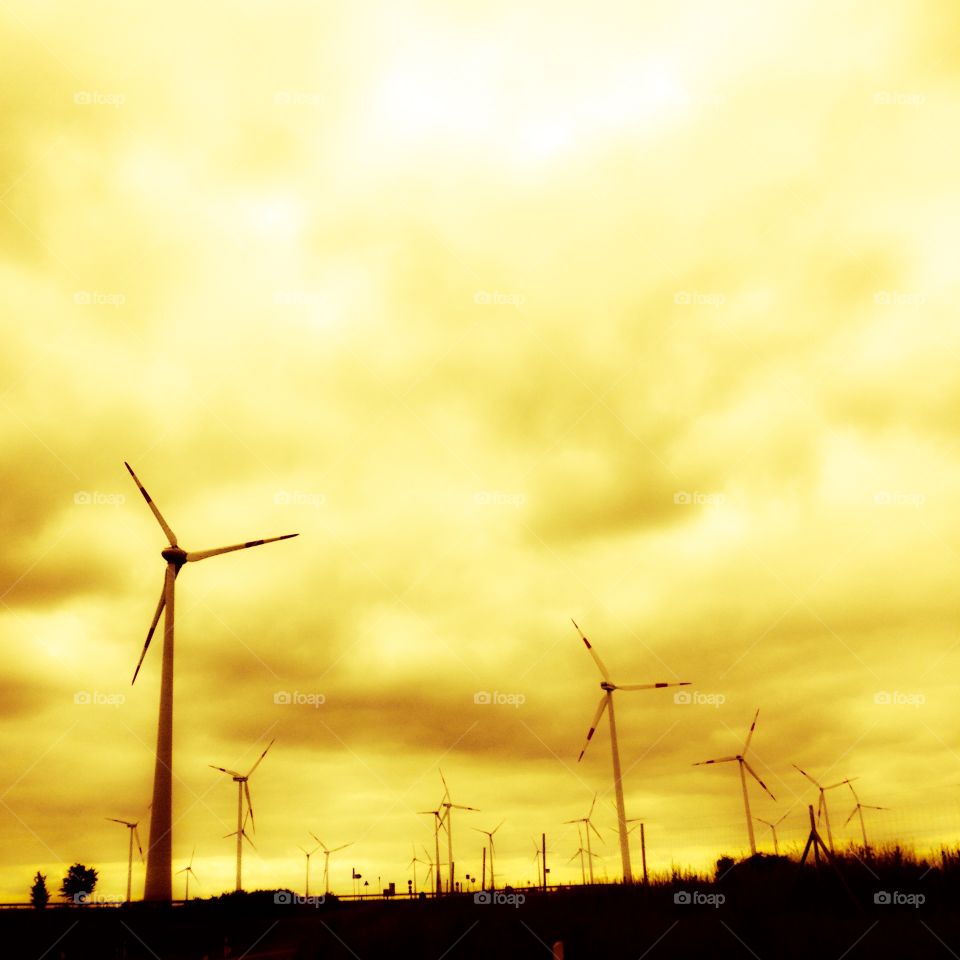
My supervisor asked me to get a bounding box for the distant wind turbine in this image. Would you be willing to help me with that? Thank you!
[408,845,432,896]
[298,840,322,897]
[439,770,479,894]
[176,848,199,901]
[124,461,297,901]
[210,739,275,892]
[472,821,504,891]
[564,794,603,884]
[311,835,354,895]
[573,619,690,882]
[106,818,143,903]
[844,782,888,854]
[417,805,446,897]
[753,810,791,856]
[792,765,857,852]
[694,708,775,856]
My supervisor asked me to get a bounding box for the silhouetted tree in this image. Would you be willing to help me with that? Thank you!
[30,871,49,909]
[60,863,98,904]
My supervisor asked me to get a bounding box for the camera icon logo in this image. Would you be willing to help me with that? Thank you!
[674,690,692,705]
[874,891,891,905]
[473,891,492,904]
[673,891,691,904]
[473,691,492,705]
[274,691,292,705]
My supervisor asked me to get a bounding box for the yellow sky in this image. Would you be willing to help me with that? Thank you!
[1,0,959,900]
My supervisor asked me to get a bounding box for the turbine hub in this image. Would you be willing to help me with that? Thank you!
[161,546,188,565]
[600,681,615,692]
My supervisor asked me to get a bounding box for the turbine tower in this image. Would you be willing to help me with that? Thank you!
[106,818,143,903]
[694,708,775,856]
[125,461,297,901]
[210,739,275,891]
[573,619,690,882]
[417,806,446,897]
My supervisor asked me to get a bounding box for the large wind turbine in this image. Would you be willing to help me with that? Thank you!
[792,765,857,852]
[311,836,354,895]
[844,782,888,854]
[573,620,690,883]
[439,771,478,894]
[694,709,775,856]
[106,818,143,903]
[564,794,603,885]
[472,821,504,891]
[124,461,297,901]
[210,739,275,892]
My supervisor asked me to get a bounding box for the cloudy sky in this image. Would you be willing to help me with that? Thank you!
[1,0,959,900]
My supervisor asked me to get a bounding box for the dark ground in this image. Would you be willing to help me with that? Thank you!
[7,856,960,960]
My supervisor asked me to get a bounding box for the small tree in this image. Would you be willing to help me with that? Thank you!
[60,863,98,905]
[30,872,49,909]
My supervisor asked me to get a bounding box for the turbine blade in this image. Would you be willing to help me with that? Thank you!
[792,763,820,788]
[439,769,450,800]
[844,807,858,827]
[577,695,609,762]
[693,755,738,765]
[209,765,244,778]
[743,759,776,800]
[587,793,597,820]
[330,842,353,853]
[186,535,298,563]
[492,820,504,835]
[131,579,167,685]
[244,782,255,832]
[125,462,178,546]
[134,827,144,861]
[616,681,692,691]
[825,777,859,791]
[742,708,760,754]
[571,619,610,681]
[246,738,275,777]
[189,846,195,868]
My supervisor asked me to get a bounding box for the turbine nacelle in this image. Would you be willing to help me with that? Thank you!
[161,546,188,565]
